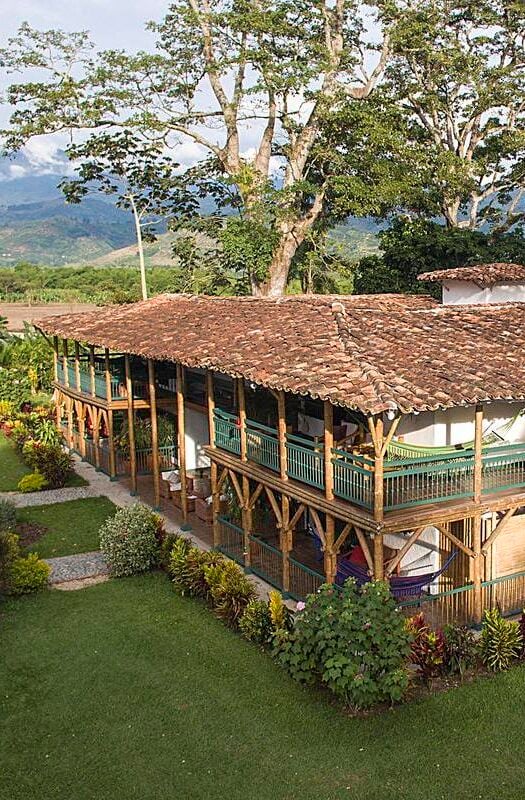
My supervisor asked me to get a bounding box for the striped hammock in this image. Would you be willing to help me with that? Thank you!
[387,409,525,461]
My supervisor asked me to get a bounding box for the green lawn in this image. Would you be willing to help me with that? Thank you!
[0,431,88,491]
[18,497,117,558]
[2,574,525,800]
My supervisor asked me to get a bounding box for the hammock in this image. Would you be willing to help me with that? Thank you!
[387,409,525,461]
[336,550,458,599]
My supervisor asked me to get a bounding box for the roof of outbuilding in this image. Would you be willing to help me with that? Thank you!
[35,293,525,416]
[417,263,525,288]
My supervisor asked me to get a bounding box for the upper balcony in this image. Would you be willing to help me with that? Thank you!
[55,355,175,404]
[213,408,525,516]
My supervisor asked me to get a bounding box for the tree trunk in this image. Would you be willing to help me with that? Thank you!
[129,197,148,301]
[251,227,303,297]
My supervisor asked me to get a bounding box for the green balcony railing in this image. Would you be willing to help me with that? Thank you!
[286,433,325,489]
[213,408,241,455]
[246,419,280,472]
[332,449,374,509]
[56,357,148,401]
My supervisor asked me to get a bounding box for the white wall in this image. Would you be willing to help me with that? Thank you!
[184,406,210,470]
[385,526,440,587]
[442,280,525,305]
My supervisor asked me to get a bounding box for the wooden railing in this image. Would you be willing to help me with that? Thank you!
[383,450,475,510]
[286,433,325,489]
[249,535,283,589]
[56,357,148,401]
[288,557,325,600]
[213,409,241,455]
[82,440,177,477]
[246,419,279,472]
[332,449,374,509]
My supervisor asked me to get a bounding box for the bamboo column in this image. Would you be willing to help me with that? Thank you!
[53,336,60,428]
[148,359,161,509]
[62,339,69,388]
[89,345,96,397]
[77,404,87,459]
[125,355,137,496]
[104,349,117,480]
[238,378,247,462]
[372,415,385,580]
[74,341,81,392]
[211,461,220,547]
[176,363,188,521]
[324,400,334,501]
[281,494,291,595]
[207,371,215,447]
[92,408,101,470]
[277,391,288,480]
[473,403,484,622]
[324,515,337,584]
[62,338,74,448]
[242,475,252,571]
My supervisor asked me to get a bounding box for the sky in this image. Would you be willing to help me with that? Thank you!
[0,0,173,175]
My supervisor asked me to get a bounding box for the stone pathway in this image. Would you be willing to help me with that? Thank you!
[45,551,110,585]
[0,485,100,508]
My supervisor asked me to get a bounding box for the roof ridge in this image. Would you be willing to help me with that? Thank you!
[331,301,398,413]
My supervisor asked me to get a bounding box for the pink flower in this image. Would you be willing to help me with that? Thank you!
[296,601,306,612]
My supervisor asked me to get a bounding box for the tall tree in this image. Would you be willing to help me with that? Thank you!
[61,131,195,299]
[386,0,525,230]
[1,5,395,296]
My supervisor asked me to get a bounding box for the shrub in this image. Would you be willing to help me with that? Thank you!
[159,531,190,570]
[8,553,50,595]
[0,499,17,531]
[0,400,14,422]
[23,442,73,488]
[480,608,522,672]
[204,559,257,627]
[405,613,446,686]
[443,623,479,678]
[0,531,20,592]
[239,599,274,645]
[171,546,224,600]
[276,580,411,709]
[18,472,48,493]
[268,589,293,633]
[99,504,162,577]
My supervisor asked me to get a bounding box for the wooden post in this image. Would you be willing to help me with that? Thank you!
[238,378,247,462]
[77,405,87,458]
[74,341,81,392]
[89,346,96,397]
[207,370,215,447]
[148,358,161,509]
[62,339,69,388]
[211,460,220,547]
[104,349,116,479]
[324,515,337,584]
[92,408,101,470]
[53,336,60,429]
[474,404,483,502]
[52,336,59,382]
[242,475,252,570]
[125,354,137,496]
[372,414,385,580]
[176,363,188,521]
[277,390,288,480]
[324,400,334,501]
[472,513,483,623]
[66,397,74,450]
[281,494,291,594]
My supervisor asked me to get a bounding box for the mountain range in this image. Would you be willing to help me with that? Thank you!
[0,152,380,267]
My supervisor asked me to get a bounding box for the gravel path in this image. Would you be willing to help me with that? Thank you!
[45,551,110,585]
[0,485,101,508]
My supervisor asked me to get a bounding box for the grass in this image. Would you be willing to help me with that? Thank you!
[0,431,88,491]
[2,573,525,800]
[17,497,117,558]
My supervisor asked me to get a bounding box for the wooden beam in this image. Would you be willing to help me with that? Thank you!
[381,415,402,459]
[373,533,384,580]
[176,363,188,521]
[148,359,161,509]
[74,341,81,392]
[242,475,252,569]
[474,404,483,502]
[277,390,287,480]
[125,355,137,496]
[52,336,59,382]
[62,339,69,388]
[324,400,334,501]
[472,513,482,623]
[281,494,291,592]
[372,415,384,524]
[433,522,475,558]
[334,522,353,555]
[288,503,306,532]
[309,508,326,547]
[228,468,244,506]
[482,507,519,555]
[367,415,378,453]
[354,526,374,573]
[385,526,426,577]
[217,466,229,492]
[248,481,264,510]
[89,345,96,397]
[264,485,283,527]
[207,371,215,447]
[237,378,247,462]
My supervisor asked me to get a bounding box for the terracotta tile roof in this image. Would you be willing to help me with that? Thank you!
[35,293,525,415]
[418,263,525,288]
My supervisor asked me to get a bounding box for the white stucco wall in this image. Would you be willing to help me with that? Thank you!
[385,526,440,587]
[184,405,210,470]
[442,279,525,305]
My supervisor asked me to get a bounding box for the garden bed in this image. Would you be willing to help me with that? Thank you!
[0,431,88,491]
